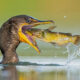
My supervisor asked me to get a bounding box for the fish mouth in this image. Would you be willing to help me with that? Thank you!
[18,19,54,54]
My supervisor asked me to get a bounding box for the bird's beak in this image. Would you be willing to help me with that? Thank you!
[18,19,54,54]
[30,20,54,27]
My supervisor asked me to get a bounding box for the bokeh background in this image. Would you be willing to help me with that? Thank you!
[0,0,80,57]
[0,1,80,80]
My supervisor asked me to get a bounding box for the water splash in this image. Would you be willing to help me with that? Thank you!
[66,43,80,63]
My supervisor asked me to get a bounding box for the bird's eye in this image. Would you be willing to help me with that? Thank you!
[26,18,32,23]
[27,19,31,23]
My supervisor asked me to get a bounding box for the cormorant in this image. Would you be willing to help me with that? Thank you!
[0,15,53,64]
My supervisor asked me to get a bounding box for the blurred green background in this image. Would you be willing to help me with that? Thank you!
[0,0,80,57]
[0,1,80,80]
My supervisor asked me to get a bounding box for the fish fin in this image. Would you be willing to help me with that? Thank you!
[48,26,56,31]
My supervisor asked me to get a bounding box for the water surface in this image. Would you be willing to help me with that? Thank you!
[0,57,80,80]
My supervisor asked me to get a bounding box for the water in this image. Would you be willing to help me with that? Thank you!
[66,43,80,63]
[1,38,80,80]
[1,42,80,80]
[1,65,80,80]
[0,57,80,80]
[1,34,80,80]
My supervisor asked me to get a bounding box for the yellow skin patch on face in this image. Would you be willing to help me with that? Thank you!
[18,23,40,54]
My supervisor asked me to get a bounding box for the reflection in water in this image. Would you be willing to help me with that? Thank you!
[0,65,80,80]
[67,66,80,80]
[0,66,18,80]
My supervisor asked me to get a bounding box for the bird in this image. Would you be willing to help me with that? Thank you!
[0,15,53,64]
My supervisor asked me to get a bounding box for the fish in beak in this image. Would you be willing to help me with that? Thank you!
[18,17,54,53]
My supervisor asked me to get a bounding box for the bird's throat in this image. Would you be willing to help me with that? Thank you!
[18,23,40,54]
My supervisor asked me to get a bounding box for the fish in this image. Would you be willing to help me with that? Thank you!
[21,25,80,53]
[24,26,80,46]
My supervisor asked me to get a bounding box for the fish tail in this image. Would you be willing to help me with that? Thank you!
[74,35,80,45]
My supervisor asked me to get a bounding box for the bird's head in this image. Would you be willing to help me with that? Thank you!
[7,15,54,53]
